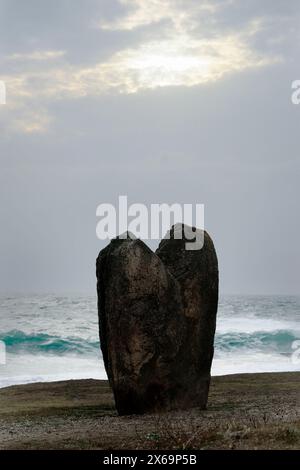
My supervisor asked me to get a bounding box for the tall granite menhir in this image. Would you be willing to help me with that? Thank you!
[96,225,218,415]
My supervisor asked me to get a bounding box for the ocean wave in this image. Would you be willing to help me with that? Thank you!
[216,316,299,334]
[0,330,99,356]
[215,330,298,354]
[1,328,299,357]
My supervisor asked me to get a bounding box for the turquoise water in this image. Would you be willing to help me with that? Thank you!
[0,327,298,356]
[0,295,299,387]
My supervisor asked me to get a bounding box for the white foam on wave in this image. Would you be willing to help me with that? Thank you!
[216,316,299,335]
[1,349,299,389]
[212,351,300,376]
[0,353,107,389]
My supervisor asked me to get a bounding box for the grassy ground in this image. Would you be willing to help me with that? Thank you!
[0,372,299,450]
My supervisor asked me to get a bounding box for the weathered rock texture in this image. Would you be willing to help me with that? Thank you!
[96,225,218,415]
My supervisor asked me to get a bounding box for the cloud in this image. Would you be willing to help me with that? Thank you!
[12,109,51,134]
[0,1,299,295]
[3,31,278,101]
[98,0,218,31]
[0,0,287,134]
[90,33,277,93]
[6,50,66,61]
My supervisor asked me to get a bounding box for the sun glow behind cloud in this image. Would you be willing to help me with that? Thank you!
[98,34,274,93]
[3,34,275,105]
[0,0,281,134]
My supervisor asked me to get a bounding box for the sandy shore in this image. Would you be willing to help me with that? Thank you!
[0,372,299,450]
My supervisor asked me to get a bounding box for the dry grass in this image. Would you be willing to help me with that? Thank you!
[0,373,299,450]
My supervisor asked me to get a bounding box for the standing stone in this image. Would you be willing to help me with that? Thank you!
[96,235,187,415]
[96,225,218,415]
[156,225,219,408]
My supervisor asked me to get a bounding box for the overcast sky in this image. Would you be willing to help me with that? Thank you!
[0,0,299,295]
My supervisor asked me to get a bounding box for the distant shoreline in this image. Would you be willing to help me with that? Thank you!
[0,372,299,450]
[1,366,299,390]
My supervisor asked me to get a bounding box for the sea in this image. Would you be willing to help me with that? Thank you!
[0,295,299,388]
